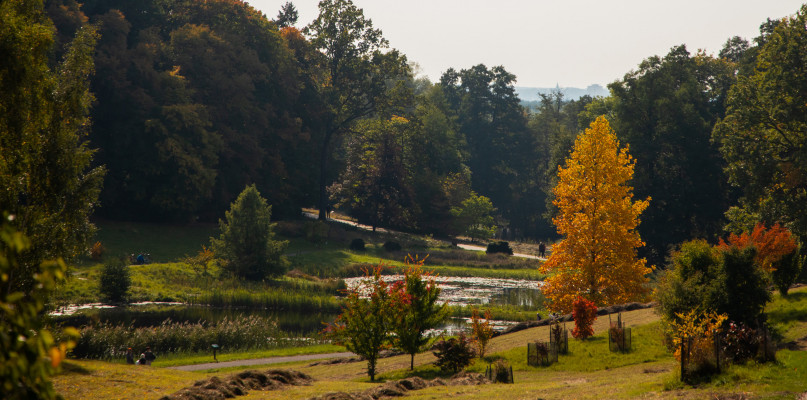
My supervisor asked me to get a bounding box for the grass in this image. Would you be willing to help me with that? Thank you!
[151,344,346,367]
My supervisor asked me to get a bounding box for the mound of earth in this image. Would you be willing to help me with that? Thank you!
[160,369,312,400]
[497,302,655,336]
[309,372,489,400]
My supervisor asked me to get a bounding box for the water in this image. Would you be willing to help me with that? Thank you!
[50,276,544,337]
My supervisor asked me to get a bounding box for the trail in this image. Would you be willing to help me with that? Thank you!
[168,352,355,372]
[302,211,548,260]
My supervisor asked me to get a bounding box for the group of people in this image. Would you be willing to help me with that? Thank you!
[125,347,156,365]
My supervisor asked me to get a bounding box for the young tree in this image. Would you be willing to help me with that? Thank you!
[99,258,131,303]
[210,185,288,280]
[450,192,497,242]
[0,1,104,293]
[470,308,494,357]
[326,265,391,381]
[571,297,598,340]
[389,256,448,370]
[540,116,651,313]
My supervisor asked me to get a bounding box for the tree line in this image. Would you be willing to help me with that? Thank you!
[5,0,807,270]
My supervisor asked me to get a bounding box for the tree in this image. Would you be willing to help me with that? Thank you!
[275,2,298,28]
[329,116,417,231]
[610,45,736,264]
[326,265,390,381]
[210,185,288,280]
[99,258,131,303]
[389,256,448,370]
[450,192,496,242]
[713,5,807,241]
[0,0,104,293]
[0,217,79,400]
[540,117,651,313]
[304,0,410,220]
[571,297,597,340]
[470,308,494,357]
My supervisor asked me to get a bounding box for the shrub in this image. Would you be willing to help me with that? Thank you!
[90,241,105,260]
[485,241,513,255]
[666,310,727,375]
[488,360,512,383]
[99,259,130,303]
[211,185,288,280]
[721,321,760,364]
[656,240,770,326]
[383,241,401,252]
[470,308,494,357]
[433,332,475,373]
[571,297,597,339]
[305,220,329,244]
[771,247,803,296]
[349,238,366,251]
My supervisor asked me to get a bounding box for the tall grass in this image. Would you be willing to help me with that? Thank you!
[192,289,342,313]
[70,315,316,360]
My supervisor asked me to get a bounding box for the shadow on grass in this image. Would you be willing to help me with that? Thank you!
[768,292,807,325]
[60,361,92,375]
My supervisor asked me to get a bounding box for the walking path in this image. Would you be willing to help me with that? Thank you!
[302,211,547,261]
[169,352,356,372]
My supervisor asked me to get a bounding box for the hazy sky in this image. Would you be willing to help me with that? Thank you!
[248,0,804,88]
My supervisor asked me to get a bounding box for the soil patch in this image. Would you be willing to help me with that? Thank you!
[309,372,490,400]
[159,369,312,400]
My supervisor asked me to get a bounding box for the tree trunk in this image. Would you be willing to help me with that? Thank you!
[318,129,334,221]
[410,353,414,370]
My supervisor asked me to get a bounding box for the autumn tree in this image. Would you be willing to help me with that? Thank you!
[389,256,448,370]
[540,116,651,313]
[326,266,390,381]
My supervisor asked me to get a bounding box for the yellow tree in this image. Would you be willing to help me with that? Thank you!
[541,116,651,313]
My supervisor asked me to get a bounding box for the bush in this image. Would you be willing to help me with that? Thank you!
[305,220,329,244]
[721,321,759,364]
[488,360,512,383]
[656,240,770,326]
[383,241,401,252]
[99,259,130,303]
[571,297,597,339]
[211,185,288,280]
[470,308,494,357]
[771,247,803,296]
[485,241,513,255]
[349,238,366,251]
[433,332,475,373]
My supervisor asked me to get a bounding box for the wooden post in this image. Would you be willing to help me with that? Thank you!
[680,337,686,382]
[714,331,720,373]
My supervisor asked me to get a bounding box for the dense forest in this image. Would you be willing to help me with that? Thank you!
[26,0,807,265]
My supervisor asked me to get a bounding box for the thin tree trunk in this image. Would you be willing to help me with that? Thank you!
[318,129,334,221]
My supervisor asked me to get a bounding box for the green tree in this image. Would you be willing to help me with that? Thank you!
[98,258,131,303]
[304,0,410,220]
[610,45,736,264]
[450,192,496,242]
[329,116,417,231]
[274,2,298,28]
[0,217,79,400]
[211,185,288,280]
[326,265,390,381]
[389,257,448,370]
[713,5,807,241]
[0,0,104,292]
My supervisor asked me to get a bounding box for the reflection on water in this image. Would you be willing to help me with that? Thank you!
[51,276,544,338]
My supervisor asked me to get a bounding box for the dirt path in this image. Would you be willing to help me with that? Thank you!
[168,352,355,372]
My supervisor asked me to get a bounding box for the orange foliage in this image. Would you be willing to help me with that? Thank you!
[717,223,797,272]
[540,116,652,313]
[571,297,598,340]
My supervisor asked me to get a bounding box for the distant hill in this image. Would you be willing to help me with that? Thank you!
[515,84,609,102]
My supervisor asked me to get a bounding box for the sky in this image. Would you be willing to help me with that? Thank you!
[248,0,805,88]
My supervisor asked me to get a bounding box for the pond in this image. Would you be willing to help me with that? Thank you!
[50,276,544,337]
